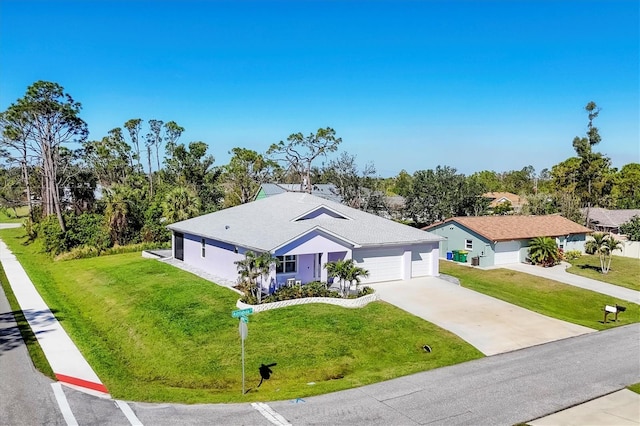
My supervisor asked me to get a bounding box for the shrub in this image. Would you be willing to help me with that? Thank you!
[564,250,582,261]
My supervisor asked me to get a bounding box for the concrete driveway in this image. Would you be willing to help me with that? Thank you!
[370,277,594,356]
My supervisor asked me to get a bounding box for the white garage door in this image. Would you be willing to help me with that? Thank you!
[353,247,403,283]
[494,241,521,265]
[411,244,434,277]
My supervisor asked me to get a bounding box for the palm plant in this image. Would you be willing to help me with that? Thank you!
[325,259,369,297]
[344,262,369,297]
[598,235,623,274]
[528,236,560,267]
[585,232,606,255]
[235,251,260,302]
[234,251,279,304]
[162,186,201,224]
[325,259,348,293]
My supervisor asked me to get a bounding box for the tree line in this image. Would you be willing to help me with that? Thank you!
[1,81,639,256]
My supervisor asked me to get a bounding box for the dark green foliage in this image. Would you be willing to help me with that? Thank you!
[406,166,488,226]
[37,213,111,255]
[620,216,640,241]
[528,236,560,267]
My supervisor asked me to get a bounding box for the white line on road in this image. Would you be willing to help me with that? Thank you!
[251,402,291,426]
[51,383,79,426]
[115,400,144,425]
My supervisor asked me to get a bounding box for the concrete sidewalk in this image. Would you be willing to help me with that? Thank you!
[0,235,109,397]
[505,262,640,304]
[370,277,594,355]
[530,389,640,425]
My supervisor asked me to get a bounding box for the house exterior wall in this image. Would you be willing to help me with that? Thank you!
[182,233,245,281]
[427,223,495,266]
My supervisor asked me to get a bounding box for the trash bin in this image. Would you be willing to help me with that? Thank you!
[471,256,480,266]
[452,250,459,262]
[458,251,469,262]
[446,251,453,260]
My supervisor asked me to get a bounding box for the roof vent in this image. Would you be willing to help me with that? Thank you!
[225,225,230,230]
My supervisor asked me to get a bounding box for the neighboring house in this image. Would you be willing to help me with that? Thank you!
[255,183,342,203]
[423,215,591,267]
[483,192,528,213]
[167,192,443,292]
[583,207,640,234]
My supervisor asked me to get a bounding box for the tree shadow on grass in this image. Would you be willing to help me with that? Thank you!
[0,308,59,356]
[577,264,603,273]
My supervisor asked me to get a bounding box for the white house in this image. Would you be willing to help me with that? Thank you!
[167,192,442,292]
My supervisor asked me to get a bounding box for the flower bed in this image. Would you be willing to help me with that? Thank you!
[236,292,380,312]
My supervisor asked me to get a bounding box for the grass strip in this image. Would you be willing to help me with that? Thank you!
[440,261,640,331]
[628,383,640,394]
[0,227,483,403]
[0,262,56,379]
[566,255,640,291]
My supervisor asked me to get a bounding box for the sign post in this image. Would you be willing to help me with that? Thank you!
[233,308,253,395]
[239,320,248,394]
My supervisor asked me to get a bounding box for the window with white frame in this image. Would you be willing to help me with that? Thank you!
[465,239,473,250]
[201,238,206,258]
[276,255,297,273]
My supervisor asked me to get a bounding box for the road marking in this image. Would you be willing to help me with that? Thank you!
[251,402,291,426]
[51,383,79,426]
[115,400,144,425]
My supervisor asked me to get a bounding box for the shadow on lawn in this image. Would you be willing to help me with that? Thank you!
[0,308,59,355]
[576,264,604,273]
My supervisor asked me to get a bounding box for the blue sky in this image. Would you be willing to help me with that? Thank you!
[1,0,638,177]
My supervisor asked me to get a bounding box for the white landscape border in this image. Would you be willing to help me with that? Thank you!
[236,292,380,312]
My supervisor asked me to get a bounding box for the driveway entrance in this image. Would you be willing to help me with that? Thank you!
[371,277,594,355]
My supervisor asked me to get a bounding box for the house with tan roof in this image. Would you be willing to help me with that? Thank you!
[423,215,591,267]
[167,192,443,293]
[483,192,528,213]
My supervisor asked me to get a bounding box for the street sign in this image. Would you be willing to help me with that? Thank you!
[239,320,248,340]
[232,308,253,318]
[240,316,249,323]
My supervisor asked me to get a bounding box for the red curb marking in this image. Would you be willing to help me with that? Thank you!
[56,374,108,393]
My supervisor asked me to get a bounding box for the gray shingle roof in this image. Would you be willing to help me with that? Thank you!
[584,208,640,228]
[258,183,342,203]
[168,192,441,252]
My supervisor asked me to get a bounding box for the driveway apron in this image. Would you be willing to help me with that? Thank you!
[370,277,595,356]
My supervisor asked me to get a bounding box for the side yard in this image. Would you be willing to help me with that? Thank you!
[0,227,482,403]
[439,261,639,331]
[566,255,640,291]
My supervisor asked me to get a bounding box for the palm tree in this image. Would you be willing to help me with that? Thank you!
[528,236,560,267]
[163,186,201,224]
[325,259,348,293]
[325,259,369,297]
[254,252,279,302]
[235,251,260,302]
[104,184,134,245]
[585,232,606,255]
[344,262,369,297]
[235,251,279,304]
[599,235,623,274]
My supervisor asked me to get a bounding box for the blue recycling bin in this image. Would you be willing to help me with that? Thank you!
[446,251,453,260]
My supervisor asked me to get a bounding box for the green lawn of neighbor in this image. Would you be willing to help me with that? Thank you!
[0,227,483,403]
[439,261,639,331]
[567,255,640,291]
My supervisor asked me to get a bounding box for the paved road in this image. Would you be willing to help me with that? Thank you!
[371,277,594,355]
[45,323,637,425]
[505,262,640,304]
[0,286,65,425]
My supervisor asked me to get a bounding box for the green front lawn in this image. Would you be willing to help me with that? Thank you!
[566,255,640,291]
[0,206,29,223]
[628,383,640,394]
[0,227,482,403]
[439,261,639,331]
